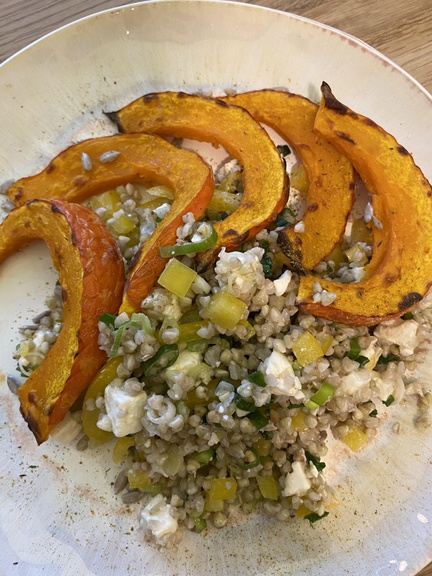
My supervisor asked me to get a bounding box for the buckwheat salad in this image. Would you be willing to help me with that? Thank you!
[6,143,432,548]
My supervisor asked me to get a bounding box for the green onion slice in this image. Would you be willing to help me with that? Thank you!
[158,224,218,258]
[141,344,179,378]
[109,313,154,358]
[305,382,334,410]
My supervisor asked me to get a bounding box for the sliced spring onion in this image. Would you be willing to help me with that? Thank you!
[305,382,334,410]
[194,516,207,533]
[192,448,215,466]
[158,224,218,257]
[246,410,269,430]
[109,313,154,358]
[248,370,266,387]
[141,344,179,378]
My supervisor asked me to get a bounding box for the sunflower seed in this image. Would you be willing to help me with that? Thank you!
[7,374,21,395]
[0,179,14,195]
[99,150,120,163]
[113,469,128,494]
[121,489,145,504]
[81,152,92,171]
[75,434,89,451]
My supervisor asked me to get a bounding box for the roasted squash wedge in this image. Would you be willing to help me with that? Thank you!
[106,92,289,269]
[6,133,214,313]
[0,199,124,443]
[296,83,432,325]
[223,89,355,271]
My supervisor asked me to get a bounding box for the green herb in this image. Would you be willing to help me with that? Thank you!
[248,370,266,387]
[277,144,291,156]
[246,411,269,430]
[383,394,395,407]
[402,312,414,320]
[304,511,329,525]
[259,239,270,250]
[369,409,378,417]
[261,255,273,278]
[377,353,400,365]
[235,396,257,412]
[99,312,116,329]
[287,403,305,409]
[305,451,326,472]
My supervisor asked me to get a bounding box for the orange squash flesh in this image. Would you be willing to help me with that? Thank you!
[106,92,289,270]
[297,83,432,326]
[6,133,214,314]
[223,89,355,271]
[0,199,125,443]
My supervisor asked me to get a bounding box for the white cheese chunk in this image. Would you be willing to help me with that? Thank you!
[140,494,178,540]
[97,384,147,437]
[273,270,292,297]
[374,318,419,356]
[283,461,311,497]
[262,350,303,400]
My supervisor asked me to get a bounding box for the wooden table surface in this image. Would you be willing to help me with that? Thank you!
[1,0,431,574]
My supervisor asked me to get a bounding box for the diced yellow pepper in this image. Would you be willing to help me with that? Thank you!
[127,469,152,489]
[296,503,311,518]
[237,318,256,338]
[327,243,345,267]
[350,218,372,243]
[207,188,240,214]
[319,334,334,354]
[158,258,197,298]
[206,290,246,330]
[252,437,272,458]
[82,356,123,443]
[292,331,324,367]
[204,494,224,512]
[186,378,218,407]
[208,477,237,500]
[290,164,309,194]
[257,475,279,500]
[341,426,368,451]
[109,213,136,235]
[177,320,209,343]
[291,410,308,432]
[89,189,121,217]
[112,435,136,464]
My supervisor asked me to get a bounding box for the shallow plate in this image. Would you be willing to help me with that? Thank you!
[1,1,432,575]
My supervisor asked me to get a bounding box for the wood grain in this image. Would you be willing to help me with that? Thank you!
[1,1,431,575]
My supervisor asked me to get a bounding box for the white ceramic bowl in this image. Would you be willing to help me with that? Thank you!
[1,2,432,575]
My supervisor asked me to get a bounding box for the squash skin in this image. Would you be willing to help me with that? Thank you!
[0,199,125,443]
[223,89,355,271]
[297,83,432,326]
[106,92,289,270]
[6,133,214,313]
